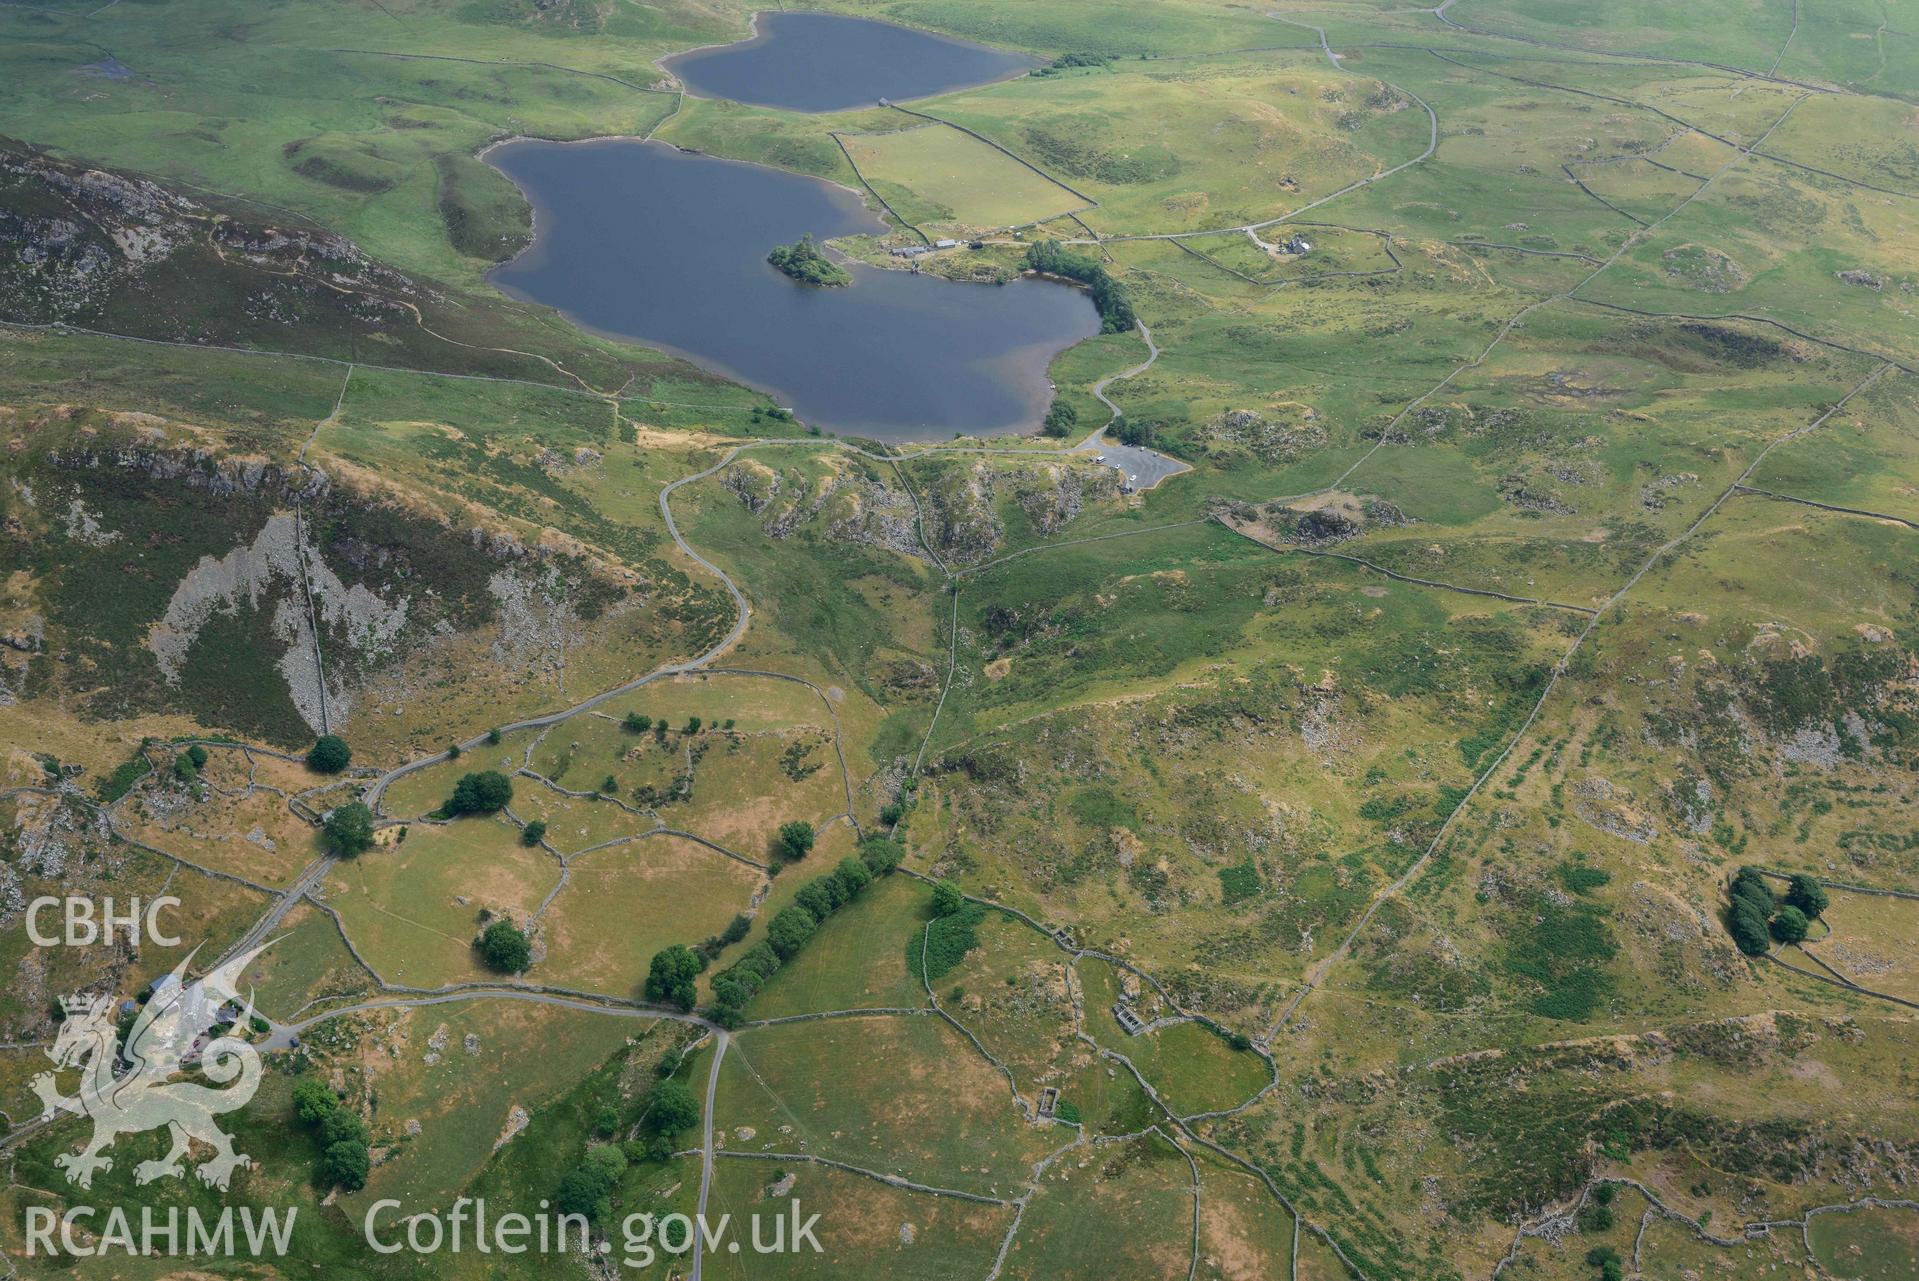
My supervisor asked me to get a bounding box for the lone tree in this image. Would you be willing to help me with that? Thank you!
[446,770,513,816]
[478,919,531,973]
[521,819,547,847]
[1770,905,1810,945]
[1784,873,1829,920]
[323,802,376,857]
[306,735,351,774]
[931,879,966,917]
[775,820,815,863]
[645,944,705,1010]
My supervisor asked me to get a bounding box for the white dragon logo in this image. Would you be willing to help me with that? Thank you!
[34,943,270,1191]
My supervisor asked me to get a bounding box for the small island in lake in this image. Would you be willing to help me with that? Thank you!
[767,234,851,287]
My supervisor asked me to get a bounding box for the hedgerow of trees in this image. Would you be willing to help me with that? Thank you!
[701,838,900,1026]
[1023,240,1136,333]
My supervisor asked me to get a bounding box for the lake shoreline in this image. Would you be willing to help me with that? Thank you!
[482,137,1100,441]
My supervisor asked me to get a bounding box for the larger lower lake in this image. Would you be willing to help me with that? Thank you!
[661,11,1036,113]
[486,139,1100,441]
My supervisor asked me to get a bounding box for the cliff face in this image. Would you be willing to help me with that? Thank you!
[3,417,638,744]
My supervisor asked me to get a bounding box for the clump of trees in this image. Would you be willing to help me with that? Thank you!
[1035,52,1112,75]
[646,1081,700,1140]
[173,744,209,785]
[1041,397,1078,438]
[1770,905,1810,944]
[306,735,351,774]
[323,801,376,856]
[1784,871,1830,919]
[478,918,531,973]
[443,770,513,817]
[766,234,851,287]
[554,1078,701,1219]
[291,1078,369,1191]
[1023,240,1136,333]
[555,1143,628,1220]
[644,943,705,1010]
[1725,867,1828,955]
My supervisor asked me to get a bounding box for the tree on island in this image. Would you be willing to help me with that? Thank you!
[767,234,851,287]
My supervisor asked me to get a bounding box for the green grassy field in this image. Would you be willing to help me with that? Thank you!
[327,820,559,986]
[840,122,1089,230]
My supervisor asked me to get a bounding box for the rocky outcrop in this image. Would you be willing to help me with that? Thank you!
[1012,463,1119,536]
[48,445,329,503]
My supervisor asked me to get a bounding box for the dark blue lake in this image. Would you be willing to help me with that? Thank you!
[486,139,1099,441]
[661,10,1036,113]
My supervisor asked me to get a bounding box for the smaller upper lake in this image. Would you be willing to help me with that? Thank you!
[661,11,1037,113]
